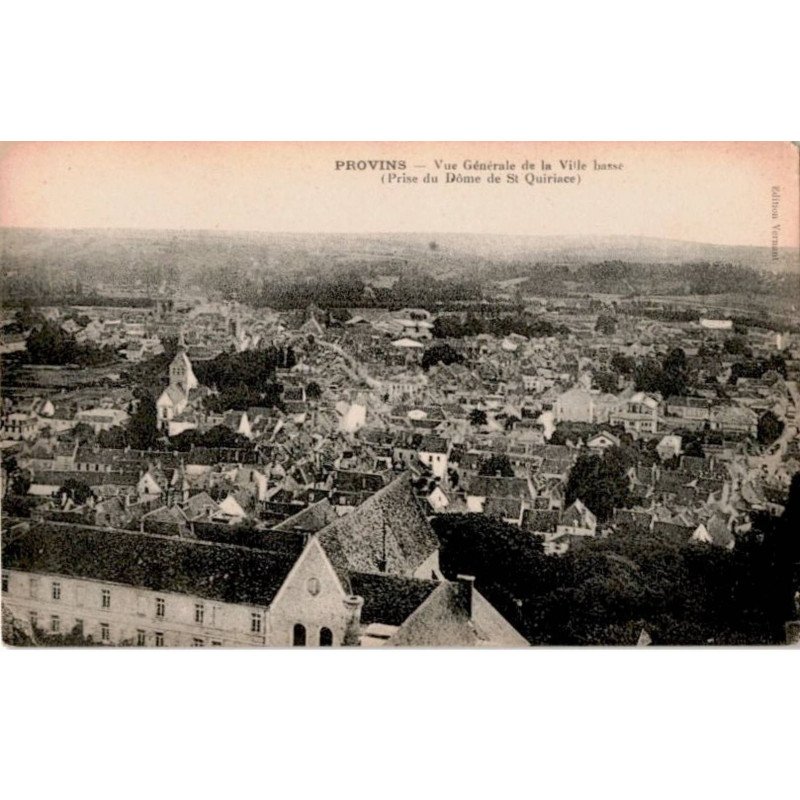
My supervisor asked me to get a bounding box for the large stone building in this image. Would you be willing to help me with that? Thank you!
[2,475,527,647]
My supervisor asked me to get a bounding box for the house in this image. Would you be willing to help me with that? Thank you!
[557,499,597,537]
[554,387,595,423]
[418,434,450,479]
[1,412,39,441]
[427,485,451,514]
[464,475,534,514]
[609,392,661,435]
[587,431,621,453]
[656,434,682,461]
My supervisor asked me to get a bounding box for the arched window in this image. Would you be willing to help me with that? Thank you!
[319,627,333,647]
[292,623,306,646]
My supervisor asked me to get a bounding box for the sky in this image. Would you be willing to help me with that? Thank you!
[0,141,797,249]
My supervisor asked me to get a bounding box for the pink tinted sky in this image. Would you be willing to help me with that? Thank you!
[0,141,797,248]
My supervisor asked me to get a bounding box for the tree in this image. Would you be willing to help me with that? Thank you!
[58,477,93,506]
[421,342,464,371]
[723,335,751,357]
[593,371,618,394]
[9,470,31,496]
[479,454,514,477]
[757,411,784,446]
[126,389,159,450]
[595,313,617,335]
[611,352,635,375]
[565,448,632,522]
[306,381,322,401]
[469,408,488,427]
[97,425,129,449]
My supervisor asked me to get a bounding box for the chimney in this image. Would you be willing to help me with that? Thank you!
[342,595,364,647]
[456,574,475,619]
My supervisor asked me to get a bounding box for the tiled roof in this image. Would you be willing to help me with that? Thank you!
[350,572,438,626]
[317,473,439,581]
[273,499,338,534]
[466,475,531,499]
[2,519,299,607]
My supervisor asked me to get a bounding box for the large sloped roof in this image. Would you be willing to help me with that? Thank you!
[386,583,529,647]
[2,519,298,608]
[317,473,439,581]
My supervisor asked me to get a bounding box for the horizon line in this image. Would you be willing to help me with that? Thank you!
[1,225,798,253]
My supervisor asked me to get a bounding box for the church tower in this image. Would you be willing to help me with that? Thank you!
[169,331,198,396]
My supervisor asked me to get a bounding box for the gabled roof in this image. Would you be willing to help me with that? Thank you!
[385,582,528,647]
[317,473,439,581]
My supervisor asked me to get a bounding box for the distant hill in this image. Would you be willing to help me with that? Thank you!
[1,229,797,305]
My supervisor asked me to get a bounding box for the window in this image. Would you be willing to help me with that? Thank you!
[136,630,146,647]
[51,615,60,633]
[154,632,164,647]
[100,623,110,641]
[306,577,320,596]
[250,612,262,634]
[211,641,222,646]
[1,572,8,593]
[101,589,111,609]
[192,638,204,647]
[319,627,333,647]
[292,623,306,646]
[155,597,165,617]
[30,611,38,629]
[30,578,40,599]
[52,581,61,600]
[74,619,84,635]
[195,603,204,624]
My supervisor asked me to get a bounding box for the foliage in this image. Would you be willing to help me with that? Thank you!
[595,313,617,335]
[9,470,32,496]
[565,447,633,522]
[421,343,464,371]
[167,425,253,452]
[432,312,567,339]
[469,408,488,427]
[305,381,322,401]
[757,411,784,446]
[633,347,689,397]
[436,473,800,645]
[610,352,635,375]
[58,477,94,505]
[25,320,116,367]
[126,389,159,450]
[194,348,290,412]
[593,370,618,394]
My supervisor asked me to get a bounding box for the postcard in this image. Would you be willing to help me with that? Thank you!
[1,141,798,647]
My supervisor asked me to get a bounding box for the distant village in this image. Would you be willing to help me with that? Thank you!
[2,288,799,647]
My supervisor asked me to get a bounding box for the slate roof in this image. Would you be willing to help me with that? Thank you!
[317,473,439,581]
[350,572,439,626]
[273,499,339,534]
[465,475,531,499]
[32,469,139,487]
[1,519,299,607]
[419,435,448,454]
[385,582,528,647]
